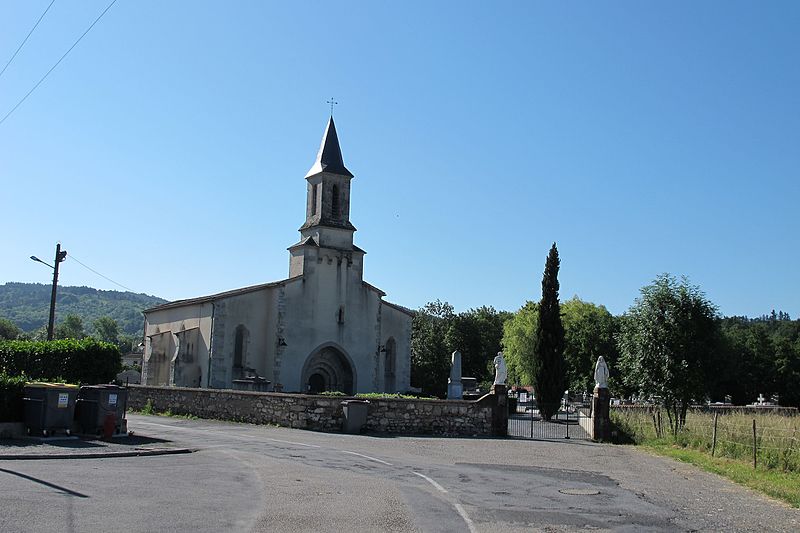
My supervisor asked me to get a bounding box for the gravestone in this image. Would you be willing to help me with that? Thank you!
[447,350,463,399]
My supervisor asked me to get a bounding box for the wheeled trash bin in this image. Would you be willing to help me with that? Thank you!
[341,399,370,434]
[76,384,128,437]
[23,382,79,437]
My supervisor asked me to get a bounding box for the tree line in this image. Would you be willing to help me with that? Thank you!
[411,247,800,415]
[0,282,165,336]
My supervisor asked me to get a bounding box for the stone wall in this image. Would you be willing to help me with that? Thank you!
[128,385,498,436]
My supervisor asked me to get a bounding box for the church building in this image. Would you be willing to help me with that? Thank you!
[141,118,413,394]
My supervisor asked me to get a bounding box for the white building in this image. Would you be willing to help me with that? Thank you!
[141,118,413,394]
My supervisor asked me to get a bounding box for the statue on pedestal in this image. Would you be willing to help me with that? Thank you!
[493,352,507,385]
[592,355,611,441]
[594,355,609,390]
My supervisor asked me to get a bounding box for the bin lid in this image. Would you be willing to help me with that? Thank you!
[80,384,125,390]
[25,382,79,389]
[341,399,370,405]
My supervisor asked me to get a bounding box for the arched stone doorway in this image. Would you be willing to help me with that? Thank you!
[302,345,355,395]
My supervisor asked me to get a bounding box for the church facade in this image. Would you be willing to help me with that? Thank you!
[141,118,413,394]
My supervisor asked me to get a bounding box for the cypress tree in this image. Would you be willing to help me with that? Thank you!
[532,243,566,420]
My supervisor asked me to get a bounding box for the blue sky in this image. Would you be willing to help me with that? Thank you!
[1,1,798,318]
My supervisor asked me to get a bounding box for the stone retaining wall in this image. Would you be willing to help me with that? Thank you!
[128,385,498,436]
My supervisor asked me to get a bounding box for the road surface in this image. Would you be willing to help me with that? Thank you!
[1,413,798,532]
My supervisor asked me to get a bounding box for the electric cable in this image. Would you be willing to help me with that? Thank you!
[67,253,136,292]
[0,0,57,80]
[0,0,118,127]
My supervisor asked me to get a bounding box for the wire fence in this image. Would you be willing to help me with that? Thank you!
[611,406,800,473]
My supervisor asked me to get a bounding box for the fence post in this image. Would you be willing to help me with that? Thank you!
[529,401,534,439]
[752,419,757,469]
[711,412,718,457]
[565,405,570,440]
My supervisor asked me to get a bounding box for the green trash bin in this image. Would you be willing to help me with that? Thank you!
[341,399,370,434]
[23,382,79,437]
[76,385,128,436]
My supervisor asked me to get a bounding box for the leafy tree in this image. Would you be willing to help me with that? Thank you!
[117,334,138,354]
[532,243,566,420]
[618,274,721,433]
[411,301,512,396]
[92,316,120,344]
[411,300,455,397]
[0,318,21,340]
[501,301,538,386]
[55,314,86,340]
[561,298,619,396]
[445,306,510,387]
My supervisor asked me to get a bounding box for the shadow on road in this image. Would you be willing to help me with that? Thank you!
[0,467,89,498]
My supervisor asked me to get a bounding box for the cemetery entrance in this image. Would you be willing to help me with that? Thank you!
[508,391,591,440]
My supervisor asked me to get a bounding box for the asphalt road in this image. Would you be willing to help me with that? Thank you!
[1,413,798,532]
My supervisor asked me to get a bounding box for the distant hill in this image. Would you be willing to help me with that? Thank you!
[0,282,167,336]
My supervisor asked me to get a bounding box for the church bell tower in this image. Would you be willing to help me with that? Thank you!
[289,117,364,277]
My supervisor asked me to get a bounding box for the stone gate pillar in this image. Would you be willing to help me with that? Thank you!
[591,385,611,441]
[490,384,508,437]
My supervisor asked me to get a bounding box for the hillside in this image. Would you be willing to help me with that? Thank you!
[0,282,167,336]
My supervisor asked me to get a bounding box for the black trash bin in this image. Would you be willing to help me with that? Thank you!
[23,382,79,437]
[341,399,370,434]
[76,385,128,437]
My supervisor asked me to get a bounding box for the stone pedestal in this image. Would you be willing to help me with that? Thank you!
[490,384,508,437]
[591,386,611,441]
[447,379,463,400]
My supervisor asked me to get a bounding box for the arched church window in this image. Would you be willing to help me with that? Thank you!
[234,325,248,369]
[311,184,318,216]
[331,184,340,219]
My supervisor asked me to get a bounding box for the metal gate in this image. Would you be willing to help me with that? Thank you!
[508,398,591,440]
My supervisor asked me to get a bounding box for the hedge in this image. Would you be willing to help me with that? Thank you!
[0,338,122,386]
[0,373,26,422]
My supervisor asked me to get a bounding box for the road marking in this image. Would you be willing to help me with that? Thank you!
[134,421,197,431]
[265,438,320,448]
[134,420,320,448]
[413,472,447,493]
[341,450,393,466]
[454,503,478,533]
[413,472,477,532]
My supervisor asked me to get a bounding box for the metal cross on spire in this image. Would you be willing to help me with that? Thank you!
[326,97,338,116]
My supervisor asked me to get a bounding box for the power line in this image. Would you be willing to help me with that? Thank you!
[67,253,136,293]
[0,0,118,127]
[0,0,57,80]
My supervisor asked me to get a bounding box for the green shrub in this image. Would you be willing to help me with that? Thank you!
[141,399,155,415]
[0,373,27,422]
[0,338,122,385]
[355,392,436,400]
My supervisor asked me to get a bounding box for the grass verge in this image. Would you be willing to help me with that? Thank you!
[642,441,800,508]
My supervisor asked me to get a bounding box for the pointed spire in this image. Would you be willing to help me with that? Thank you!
[305,117,353,178]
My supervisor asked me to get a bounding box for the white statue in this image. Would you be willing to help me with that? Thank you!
[594,356,609,389]
[493,352,507,385]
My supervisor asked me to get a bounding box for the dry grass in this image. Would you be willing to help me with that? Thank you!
[612,408,800,473]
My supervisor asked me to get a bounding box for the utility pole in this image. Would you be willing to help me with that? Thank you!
[47,243,67,340]
[31,243,67,340]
